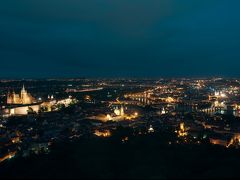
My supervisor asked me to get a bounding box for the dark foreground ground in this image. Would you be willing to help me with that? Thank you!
[1,128,240,179]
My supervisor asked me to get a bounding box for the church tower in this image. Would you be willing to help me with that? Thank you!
[7,90,13,104]
[21,85,28,104]
[13,90,19,104]
[21,85,27,99]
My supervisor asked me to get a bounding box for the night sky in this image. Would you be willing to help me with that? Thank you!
[1,0,240,78]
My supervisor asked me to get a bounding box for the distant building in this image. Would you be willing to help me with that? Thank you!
[8,104,40,115]
[7,85,36,105]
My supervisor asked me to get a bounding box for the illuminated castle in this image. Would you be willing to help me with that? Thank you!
[7,85,36,105]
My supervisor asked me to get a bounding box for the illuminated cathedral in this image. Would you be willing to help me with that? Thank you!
[7,85,36,105]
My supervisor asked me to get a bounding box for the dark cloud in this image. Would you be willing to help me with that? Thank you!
[0,0,239,78]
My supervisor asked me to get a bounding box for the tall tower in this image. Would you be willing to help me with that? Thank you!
[162,107,166,115]
[7,90,13,104]
[120,105,125,116]
[13,90,16,101]
[21,84,31,104]
[21,85,27,99]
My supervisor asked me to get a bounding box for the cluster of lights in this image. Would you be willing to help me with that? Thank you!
[226,135,240,148]
[125,112,139,120]
[176,123,188,137]
[0,151,16,163]
[148,125,155,133]
[122,137,129,143]
[94,130,111,138]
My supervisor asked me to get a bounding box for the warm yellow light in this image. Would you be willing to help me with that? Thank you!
[177,122,188,137]
[221,93,227,98]
[106,114,112,121]
[94,130,111,137]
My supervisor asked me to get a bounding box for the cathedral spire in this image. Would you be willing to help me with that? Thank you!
[22,84,25,91]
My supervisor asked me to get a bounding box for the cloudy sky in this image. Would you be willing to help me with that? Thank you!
[0,0,240,78]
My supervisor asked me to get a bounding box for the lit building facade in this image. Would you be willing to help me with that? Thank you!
[7,85,36,105]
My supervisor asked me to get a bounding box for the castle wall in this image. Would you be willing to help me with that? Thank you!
[9,105,40,115]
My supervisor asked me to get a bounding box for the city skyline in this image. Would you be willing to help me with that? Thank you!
[1,1,240,179]
[2,77,240,179]
[1,0,240,78]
